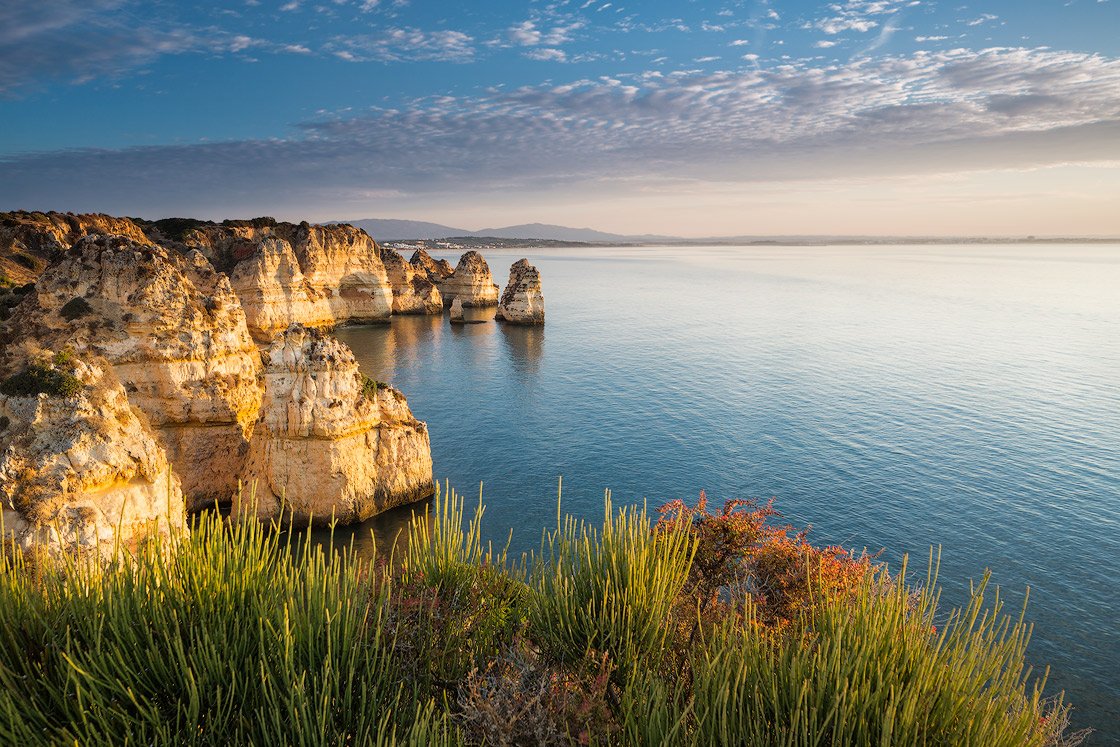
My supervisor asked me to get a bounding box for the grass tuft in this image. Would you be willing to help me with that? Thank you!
[0,488,1087,746]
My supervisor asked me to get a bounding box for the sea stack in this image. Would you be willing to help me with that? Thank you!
[496,258,545,325]
[439,251,500,307]
[236,325,434,525]
[379,245,443,315]
[449,297,464,323]
[409,249,455,285]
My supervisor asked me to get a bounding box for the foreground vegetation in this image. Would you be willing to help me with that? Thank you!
[0,489,1086,745]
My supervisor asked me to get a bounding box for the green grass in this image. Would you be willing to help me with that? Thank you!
[0,487,1085,746]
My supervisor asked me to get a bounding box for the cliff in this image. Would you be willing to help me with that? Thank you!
[0,350,186,557]
[438,251,500,307]
[496,259,546,325]
[154,220,394,340]
[1,211,152,286]
[1,235,263,509]
[379,245,443,315]
[1,233,435,551]
[237,325,434,525]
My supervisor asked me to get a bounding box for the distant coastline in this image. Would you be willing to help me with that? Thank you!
[383,234,1120,252]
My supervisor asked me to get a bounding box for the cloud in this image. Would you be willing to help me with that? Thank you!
[0,0,201,91]
[814,0,913,35]
[0,0,324,92]
[524,48,567,62]
[964,14,1000,27]
[507,20,583,47]
[3,47,1119,216]
[327,29,474,63]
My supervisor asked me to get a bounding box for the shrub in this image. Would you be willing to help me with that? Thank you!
[12,253,36,270]
[0,489,1087,746]
[149,217,214,241]
[657,492,873,630]
[0,362,81,398]
[688,559,1081,747]
[59,297,93,321]
[361,374,391,401]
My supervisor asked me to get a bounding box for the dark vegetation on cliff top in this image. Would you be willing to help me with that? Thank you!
[0,355,82,399]
[0,489,1087,746]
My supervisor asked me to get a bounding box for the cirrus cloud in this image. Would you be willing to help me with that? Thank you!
[2,47,1118,217]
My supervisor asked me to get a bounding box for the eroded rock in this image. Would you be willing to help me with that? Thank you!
[0,351,186,557]
[236,325,434,524]
[380,245,443,315]
[409,249,455,285]
[496,258,545,325]
[2,235,263,509]
[165,221,394,340]
[439,251,500,307]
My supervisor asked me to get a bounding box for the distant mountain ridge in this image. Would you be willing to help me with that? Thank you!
[333,218,471,241]
[329,218,672,243]
[328,218,1119,245]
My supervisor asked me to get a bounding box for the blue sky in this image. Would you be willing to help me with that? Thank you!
[1,0,1118,235]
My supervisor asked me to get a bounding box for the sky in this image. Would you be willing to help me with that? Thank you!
[1,0,1118,236]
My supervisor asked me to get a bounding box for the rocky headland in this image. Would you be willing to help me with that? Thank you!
[0,210,544,555]
[236,324,433,525]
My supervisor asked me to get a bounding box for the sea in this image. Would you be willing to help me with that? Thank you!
[328,243,1119,742]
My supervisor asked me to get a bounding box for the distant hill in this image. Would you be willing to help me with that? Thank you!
[329,218,680,243]
[326,218,1117,246]
[470,223,639,243]
[330,218,472,241]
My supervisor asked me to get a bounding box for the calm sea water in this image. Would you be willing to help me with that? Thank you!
[332,244,1120,742]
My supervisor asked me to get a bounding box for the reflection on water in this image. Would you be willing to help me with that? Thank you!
[335,244,1120,742]
[499,323,544,376]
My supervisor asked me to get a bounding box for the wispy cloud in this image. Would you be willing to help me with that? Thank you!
[813,0,916,35]
[4,47,1118,216]
[327,29,474,63]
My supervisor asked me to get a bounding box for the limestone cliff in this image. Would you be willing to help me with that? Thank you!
[1,211,152,286]
[496,259,546,325]
[1,219,439,549]
[2,235,263,509]
[156,221,394,341]
[380,245,443,315]
[236,325,434,525]
[438,251,500,307]
[0,351,186,557]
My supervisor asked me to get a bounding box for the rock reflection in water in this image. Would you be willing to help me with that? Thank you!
[498,322,544,376]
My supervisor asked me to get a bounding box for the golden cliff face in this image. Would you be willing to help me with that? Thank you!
[236,325,434,525]
[379,245,443,315]
[171,221,394,341]
[1,232,435,553]
[0,352,186,558]
[3,235,263,509]
[1,211,153,286]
